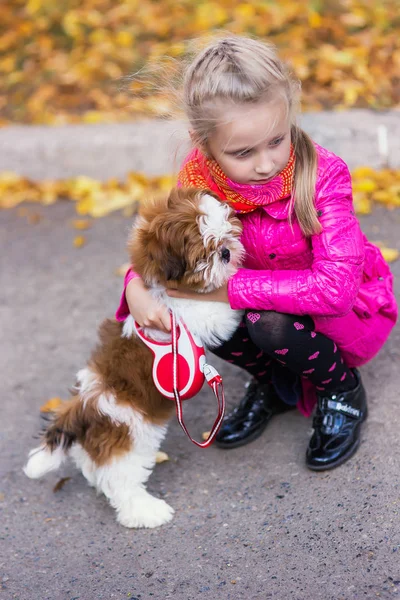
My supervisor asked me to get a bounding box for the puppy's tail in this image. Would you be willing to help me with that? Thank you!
[24,396,84,479]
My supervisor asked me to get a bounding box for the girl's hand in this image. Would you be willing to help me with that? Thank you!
[126,277,171,332]
[166,283,229,304]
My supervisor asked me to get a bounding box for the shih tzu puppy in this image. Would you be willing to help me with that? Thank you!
[24,188,244,528]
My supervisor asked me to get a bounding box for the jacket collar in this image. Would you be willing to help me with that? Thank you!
[261,196,293,220]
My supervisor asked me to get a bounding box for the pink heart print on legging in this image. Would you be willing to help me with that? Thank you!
[247,312,260,324]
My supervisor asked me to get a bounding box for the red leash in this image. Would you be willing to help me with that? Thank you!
[134,313,225,447]
[170,311,225,447]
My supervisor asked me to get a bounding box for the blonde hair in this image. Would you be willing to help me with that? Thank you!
[183,36,321,237]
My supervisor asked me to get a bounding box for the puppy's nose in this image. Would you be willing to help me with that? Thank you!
[221,247,231,263]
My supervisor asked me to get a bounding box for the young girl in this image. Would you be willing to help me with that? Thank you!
[116,36,397,470]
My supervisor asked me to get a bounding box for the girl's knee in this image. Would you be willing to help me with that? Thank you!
[245,310,290,330]
[245,310,285,347]
[245,310,314,350]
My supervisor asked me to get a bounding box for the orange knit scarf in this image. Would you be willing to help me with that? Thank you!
[178,145,296,213]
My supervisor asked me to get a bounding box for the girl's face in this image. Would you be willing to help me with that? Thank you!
[205,99,292,185]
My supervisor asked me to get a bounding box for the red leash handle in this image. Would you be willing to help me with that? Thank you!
[171,312,225,448]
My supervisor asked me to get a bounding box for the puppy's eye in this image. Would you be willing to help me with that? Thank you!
[221,247,231,264]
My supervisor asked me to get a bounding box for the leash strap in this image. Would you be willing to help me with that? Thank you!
[171,312,225,448]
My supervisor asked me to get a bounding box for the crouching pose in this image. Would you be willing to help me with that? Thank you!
[121,36,398,470]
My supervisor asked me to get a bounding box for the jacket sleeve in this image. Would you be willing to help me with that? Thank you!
[228,160,365,317]
[115,267,141,322]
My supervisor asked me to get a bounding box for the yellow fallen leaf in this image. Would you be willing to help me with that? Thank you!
[83,110,108,124]
[353,192,372,215]
[72,219,92,230]
[352,166,376,179]
[308,10,322,28]
[379,247,399,263]
[0,171,22,187]
[75,197,95,216]
[73,235,86,248]
[69,176,103,197]
[155,451,169,463]
[151,174,175,191]
[40,397,63,413]
[353,178,378,194]
[90,190,136,217]
[115,30,134,47]
[372,191,393,204]
[127,172,149,187]
[202,431,211,440]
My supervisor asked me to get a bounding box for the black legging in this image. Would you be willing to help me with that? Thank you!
[213,310,354,397]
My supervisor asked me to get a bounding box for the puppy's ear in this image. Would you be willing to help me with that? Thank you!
[163,255,187,281]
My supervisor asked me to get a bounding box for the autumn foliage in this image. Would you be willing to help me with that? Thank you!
[1,1,399,228]
[0,0,399,125]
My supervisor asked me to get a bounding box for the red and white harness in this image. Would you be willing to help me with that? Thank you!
[133,313,225,447]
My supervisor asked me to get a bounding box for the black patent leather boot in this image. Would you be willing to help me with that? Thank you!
[306,369,368,471]
[215,379,295,449]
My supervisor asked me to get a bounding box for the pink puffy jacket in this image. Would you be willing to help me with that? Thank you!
[116,143,397,414]
[227,144,397,369]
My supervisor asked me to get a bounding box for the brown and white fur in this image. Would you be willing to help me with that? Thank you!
[24,188,244,528]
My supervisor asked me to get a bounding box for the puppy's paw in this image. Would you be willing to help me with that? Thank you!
[117,495,174,529]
